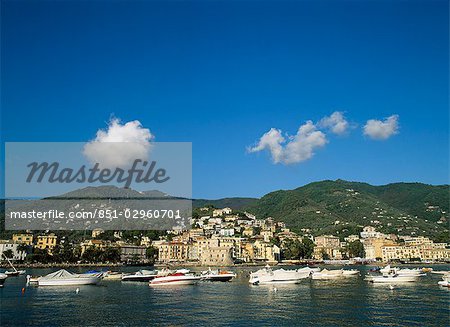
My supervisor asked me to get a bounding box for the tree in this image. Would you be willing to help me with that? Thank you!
[102,247,121,263]
[145,246,158,264]
[299,237,315,259]
[2,249,13,259]
[321,250,330,260]
[348,240,365,258]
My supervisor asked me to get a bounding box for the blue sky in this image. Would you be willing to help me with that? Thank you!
[1,0,448,199]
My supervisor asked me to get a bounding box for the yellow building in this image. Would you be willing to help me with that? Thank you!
[36,234,57,252]
[194,238,233,266]
[80,239,110,255]
[315,235,340,248]
[363,238,397,260]
[157,241,193,263]
[12,233,33,246]
[382,242,450,262]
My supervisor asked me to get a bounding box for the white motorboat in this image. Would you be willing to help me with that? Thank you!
[431,270,449,275]
[150,273,201,286]
[365,273,418,283]
[249,265,311,284]
[0,273,7,287]
[437,274,450,288]
[37,269,103,286]
[121,269,158,282]
[311,269,344,280]
[342,269,360,277]
[201,268,236,282]
[380,266,422,276]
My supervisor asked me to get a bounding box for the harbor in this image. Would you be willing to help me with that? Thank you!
[1,264,449,326]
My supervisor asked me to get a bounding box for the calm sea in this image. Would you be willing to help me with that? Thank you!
[0,265,449,326]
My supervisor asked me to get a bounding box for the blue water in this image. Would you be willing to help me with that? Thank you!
[1,265,449,326]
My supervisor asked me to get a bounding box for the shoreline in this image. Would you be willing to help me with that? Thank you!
[2,261,448,269]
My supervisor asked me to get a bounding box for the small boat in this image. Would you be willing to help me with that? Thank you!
[438,275,450,288]
[431,270,450,275]
[365,273,418,283]
[249,265,311,284]
[103,271,123,280]
[121,270,158,282]
[150,273,201,286]
[1,254,25,276]
[421,267,433,273]
[201,268,236,282]
[311,269,344,280]
[37,269,103,286]
[380,266,422,276]
[0,273,7,287]
[342,269,360,277]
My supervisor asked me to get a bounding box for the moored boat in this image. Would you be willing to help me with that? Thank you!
[249,265,311,284]
[437,274,450,288]
[365,273,418,283]
[201,268,236,282]
[103,271,123,280]
[37,269,103,286]
[0,273,7,287]
[311,269,344,280]
[122,270,158,282]
[342,269,360,277]
[150,273,201,286]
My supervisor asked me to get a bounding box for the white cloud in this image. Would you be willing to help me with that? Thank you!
[247,128,285,163]
[248,121,327,165]
[83,118,154,168]
[363,115,399,140]
[318,111,349,135]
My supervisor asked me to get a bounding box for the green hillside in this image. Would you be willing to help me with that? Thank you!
[245,180,449,241]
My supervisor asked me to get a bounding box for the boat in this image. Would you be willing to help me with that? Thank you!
[342,269,360,277]
[121,269,158,282]
[249,265,311,284]
[437,274,450,288]
[103,271,123,280]
[365,273,418,283]
[380,266,422,276]
[0,273,7,287]
[1,254,25,276]
[311,269,344,280]
[37,269,103,286]
[201,268,236,282]
[431,270,450,275]
[150,273,201,286]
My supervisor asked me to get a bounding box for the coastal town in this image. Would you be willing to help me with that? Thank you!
[1,206,449,267]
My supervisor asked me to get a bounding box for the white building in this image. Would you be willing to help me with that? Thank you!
[0,241,26,261]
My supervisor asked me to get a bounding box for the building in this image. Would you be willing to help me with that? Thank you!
[362,238,397,260]
[119,244,147,263]
[36,234,58,253]
[360,226,387,239]
[253,240,280,262]
[80,239,110,255]
[91,229,104,238]
[212,207,232,217]
[196,238,233,266]
[12,233,33,245]
[381,240,450,262]
[157,241,193,263]
[315,235,340,248]
[219,229,235,237]
[0,240,26,261]
[314,235,342,260]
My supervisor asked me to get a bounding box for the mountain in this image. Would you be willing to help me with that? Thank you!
[193,198,257,210]
[244,180,449,241]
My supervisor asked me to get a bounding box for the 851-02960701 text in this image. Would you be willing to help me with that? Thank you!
[8,209,182,220]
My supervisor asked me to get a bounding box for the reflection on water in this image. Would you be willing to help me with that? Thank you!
[0,265,449,326]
